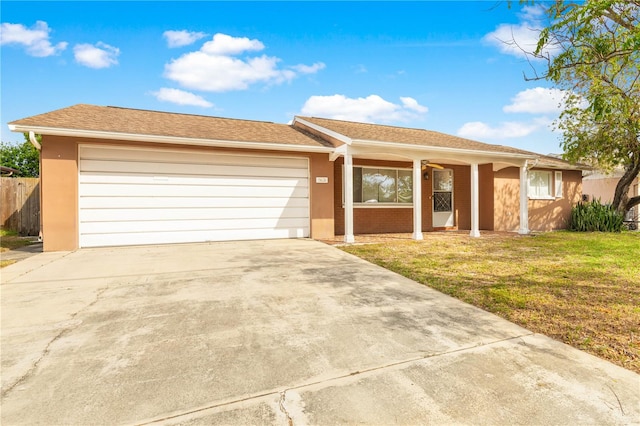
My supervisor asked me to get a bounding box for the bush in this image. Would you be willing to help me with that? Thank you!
[569,199,624,232]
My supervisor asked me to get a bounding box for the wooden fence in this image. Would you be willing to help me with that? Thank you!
[1,177,40,236]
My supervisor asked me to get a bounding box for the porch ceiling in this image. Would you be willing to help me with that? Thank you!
[347,143,531,167]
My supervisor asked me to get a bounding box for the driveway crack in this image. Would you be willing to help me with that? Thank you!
[1,286,109,398]
[279,390,294,426]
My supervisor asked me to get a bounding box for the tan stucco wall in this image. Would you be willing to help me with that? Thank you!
[39,137,335,251]
[582,175,639,205]
[309,153,335,239]
[41,136,78,251]
[493,167,582,232]
[493,167,521,232]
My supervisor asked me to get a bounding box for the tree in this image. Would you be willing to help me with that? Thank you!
[0,133,41,177]
[528,0,640,215]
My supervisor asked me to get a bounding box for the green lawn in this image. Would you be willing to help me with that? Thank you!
[340,231,640,373]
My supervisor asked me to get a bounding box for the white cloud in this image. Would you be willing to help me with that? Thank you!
[483,5,559,59]
[201,33,264,55]
[163,30,207,48]
[291,62,326,74]
[152,88,213,107]
[300,94,428,123]
[0,21,67,57]
[400,97,429,113]
[503,87,568,114]
[73,42,120,68]
[164,33,324,92]
[457,121,541,140]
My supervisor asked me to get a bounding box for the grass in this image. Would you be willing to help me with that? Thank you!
[340,231,640,373]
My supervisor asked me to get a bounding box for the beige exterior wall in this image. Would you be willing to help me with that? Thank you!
[493,167,582,232]
[582,175,639,204]
[41,136,78,251]
[493,167,520,232]
[40,137,335,251]
[309,153,335,239]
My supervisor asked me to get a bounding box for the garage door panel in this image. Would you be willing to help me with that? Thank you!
[79,146,311,247]
[80,146,308,169]
[80,173,309,188]
[82,217,309,234]
[79,196,309,210]
[80,227,309,248]
[81,160,308,179]
[80,207,310,222]
[80,183,309,198]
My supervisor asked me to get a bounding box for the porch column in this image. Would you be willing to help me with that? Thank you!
[344,150,355,243]
[470,163,480,237]
[519,161,530,234]
[412,159,423,240]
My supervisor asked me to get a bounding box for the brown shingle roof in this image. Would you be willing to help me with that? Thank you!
[297,116,539,156]
[9,104,332,148]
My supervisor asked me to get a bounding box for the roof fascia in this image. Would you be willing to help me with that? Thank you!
[293,117,353,145]
[351,139,535,161]
[7,124,335,154]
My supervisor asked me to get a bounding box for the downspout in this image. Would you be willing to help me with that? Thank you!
[28,131,43,242]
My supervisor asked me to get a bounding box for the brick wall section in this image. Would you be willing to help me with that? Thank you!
[479,163,495,230]
[334,159,487,234]
[334,158,414,234]
[452,165,471,230]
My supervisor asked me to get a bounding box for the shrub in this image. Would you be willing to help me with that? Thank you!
[569,199,624,232]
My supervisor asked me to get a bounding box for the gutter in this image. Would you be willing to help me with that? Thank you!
[28,131,42,150]
[27,131,43,242]
[9,125,335,154]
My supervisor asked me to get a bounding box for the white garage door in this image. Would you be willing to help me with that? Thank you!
[79,145,310,247]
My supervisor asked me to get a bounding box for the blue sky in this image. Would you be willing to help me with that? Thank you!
[1,1,568,155]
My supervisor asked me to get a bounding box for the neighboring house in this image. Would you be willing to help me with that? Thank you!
[583,169,640,222]
[8,104,584,251]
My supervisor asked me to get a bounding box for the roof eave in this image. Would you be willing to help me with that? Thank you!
[351,139,535,160]
[7,124,335,154]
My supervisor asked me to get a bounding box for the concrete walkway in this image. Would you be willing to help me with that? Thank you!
[1,239,638,425]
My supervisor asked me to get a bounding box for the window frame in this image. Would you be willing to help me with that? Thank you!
[554,171,563,198]
[528,170,564,200]
[343,165,414,208]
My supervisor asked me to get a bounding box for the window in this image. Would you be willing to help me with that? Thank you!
[529,170,563,199]
[350,166,413,205]
[555,171,563,198]
[528,171,552,199]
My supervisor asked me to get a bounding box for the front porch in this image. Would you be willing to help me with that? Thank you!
[333,154,532,243]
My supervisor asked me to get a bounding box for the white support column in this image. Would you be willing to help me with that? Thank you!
[412,159,423,240]
[470,163,480,237]
[343,150,355,243]
[519,161,530,235]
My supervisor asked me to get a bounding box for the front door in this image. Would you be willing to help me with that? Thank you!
[432,169,454,227]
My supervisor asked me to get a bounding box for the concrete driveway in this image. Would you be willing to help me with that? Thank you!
[1,239,638,425]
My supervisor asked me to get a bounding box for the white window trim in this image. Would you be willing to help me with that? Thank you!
[342,165,414,208]
[555,171,563,198]
[528,170,556,200]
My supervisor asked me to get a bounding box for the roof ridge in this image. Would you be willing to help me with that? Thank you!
[102,104,284,125]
